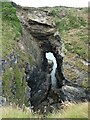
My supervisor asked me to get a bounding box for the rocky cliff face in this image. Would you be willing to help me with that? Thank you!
[13,4,89,112]
[16,6,65,110]
[2,2,89,112]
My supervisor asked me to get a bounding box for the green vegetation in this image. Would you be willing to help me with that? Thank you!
[51,8,87,31]
[1,105,39,118]
[2,2,21,56]
[2,2,32,106]
[47,102,88,119]
[2,2,22,37]
[51,7,88,60]
[64,67,79,81]
[50,7,88,88]
[1,1,88,115]
[0,102,88,119]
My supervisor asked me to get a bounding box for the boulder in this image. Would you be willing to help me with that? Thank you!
[61,85,86,102]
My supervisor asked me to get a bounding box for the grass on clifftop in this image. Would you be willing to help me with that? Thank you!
[51,7,88,60]
[2,2,21,56]
[0,102,88,119]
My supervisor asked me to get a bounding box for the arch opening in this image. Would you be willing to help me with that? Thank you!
[46,52,57,88]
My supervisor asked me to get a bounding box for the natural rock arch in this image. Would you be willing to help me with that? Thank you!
[16,6,65,109]
[14,4,87,111]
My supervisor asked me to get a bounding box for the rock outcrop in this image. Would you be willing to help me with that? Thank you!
[15,6,65,110]
[10,3,88,112]
[61,85,86,102]
[2,2,89,113]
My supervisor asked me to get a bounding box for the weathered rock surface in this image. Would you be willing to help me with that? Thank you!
[10,3,89,112]
[15,5,65,110]
[61,85,86,102]
[63,53,88,87]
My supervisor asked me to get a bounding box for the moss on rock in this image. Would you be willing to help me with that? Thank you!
[2,2,32,106]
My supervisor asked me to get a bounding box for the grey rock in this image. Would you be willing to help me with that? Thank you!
[61,85,86,102]
[12,4,88,112]
[0,96,6,106]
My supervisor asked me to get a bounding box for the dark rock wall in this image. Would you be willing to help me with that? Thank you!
[16,6,65,109]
